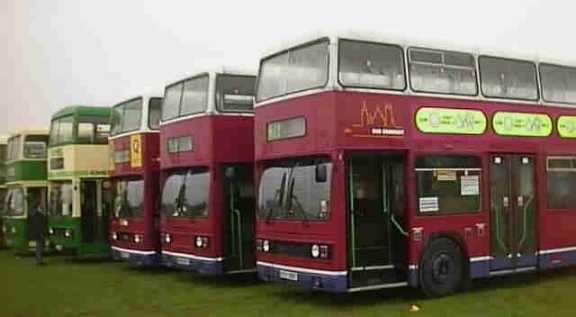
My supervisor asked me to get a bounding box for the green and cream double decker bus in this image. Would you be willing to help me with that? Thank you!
[46,106,111,256]
[2,129,49,253]
[0,135,8,248]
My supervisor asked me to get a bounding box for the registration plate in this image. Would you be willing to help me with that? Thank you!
[176,257,190,266]
[121,252,130,259]
[279,270,298,281]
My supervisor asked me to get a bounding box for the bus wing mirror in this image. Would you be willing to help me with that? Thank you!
[315,164,327,183]
[224,167,236,180]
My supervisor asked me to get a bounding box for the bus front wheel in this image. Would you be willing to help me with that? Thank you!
[419,238,465,297]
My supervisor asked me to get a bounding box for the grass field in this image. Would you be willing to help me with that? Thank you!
[1,250,575,317]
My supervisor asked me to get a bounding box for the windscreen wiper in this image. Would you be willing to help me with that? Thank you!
[286,177,309,224]
[266,171,287,222]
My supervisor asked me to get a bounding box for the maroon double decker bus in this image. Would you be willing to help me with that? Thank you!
[109,95,162,265]
[255,35,576,296]
[159,70,257,274]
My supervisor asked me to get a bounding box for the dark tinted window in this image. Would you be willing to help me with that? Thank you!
[547,157,576,209]
[148,98,162,130]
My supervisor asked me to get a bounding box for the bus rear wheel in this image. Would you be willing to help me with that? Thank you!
[419,238,465,297]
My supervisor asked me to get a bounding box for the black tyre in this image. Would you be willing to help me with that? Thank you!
[419,238,465,297]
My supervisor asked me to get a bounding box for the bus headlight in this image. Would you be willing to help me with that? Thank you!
[11,227,17,234]
[112,232,118,241]
[1,225,6,233]
[311,244,320,258]
[134,234,143,243]
[195,236,208,248]
[163,233,171,244]
[64,229,72,238]
[262,240,271,253]
[48,228,54,235]
[311,244,329,259]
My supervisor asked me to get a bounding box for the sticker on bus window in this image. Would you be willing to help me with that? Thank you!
[435,170,457,181]
[419,197,439,212]
[460,175,480,196]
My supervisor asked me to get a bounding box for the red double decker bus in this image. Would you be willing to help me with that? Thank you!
[255,35,576,296]
[109,95,162,265]
[159,70,257,274]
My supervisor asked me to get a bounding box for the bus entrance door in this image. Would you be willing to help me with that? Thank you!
[80,180,98,243]
[348,154,407,289]
[490,154,537,273]
[223,164,256,273]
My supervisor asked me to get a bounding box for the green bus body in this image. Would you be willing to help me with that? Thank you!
[1,130,49,253]
[46,106,111,257]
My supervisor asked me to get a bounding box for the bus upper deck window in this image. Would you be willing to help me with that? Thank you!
[409,48,477,96]
[479,56,538,101]
[540,64,576,104]
[257,39,329,102]
[78,123,95,143]
[216,75,256,113]
[339,40,406,91]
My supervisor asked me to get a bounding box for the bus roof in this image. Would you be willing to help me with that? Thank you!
[259,32,574,68]
[8,128,49,137]
[164,68,256,88]
[52,105,111,120]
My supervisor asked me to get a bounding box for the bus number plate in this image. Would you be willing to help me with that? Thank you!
[279,270,298,281]
[176,257,190,266]
[121,252,130,259]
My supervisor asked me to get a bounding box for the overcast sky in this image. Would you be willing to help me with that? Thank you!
[0,0,574,134]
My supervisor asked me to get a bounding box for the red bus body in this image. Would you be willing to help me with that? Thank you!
[109,96,162,265]
[255,36,576,293]
[159,72,257,274]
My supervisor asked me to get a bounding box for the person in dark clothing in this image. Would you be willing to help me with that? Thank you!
[29,192,46,265]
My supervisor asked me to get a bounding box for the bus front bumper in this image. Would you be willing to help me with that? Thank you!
[257,261,348,293]
[111,246,159,266]
[161,250,223,275]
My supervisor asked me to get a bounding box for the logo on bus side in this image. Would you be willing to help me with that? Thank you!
[345,102,404,138]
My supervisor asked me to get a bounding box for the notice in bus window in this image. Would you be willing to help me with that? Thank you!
[460,175,479,196]
[435,170,457,181]
[419,197,439,212]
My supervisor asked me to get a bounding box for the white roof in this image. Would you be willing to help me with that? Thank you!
[259,31,576,67]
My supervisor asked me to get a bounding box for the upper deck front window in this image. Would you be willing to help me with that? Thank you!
[111,98,143,135]
[50,115,110,146]
[216,75,256,113]
[6,135,21,161]
[148,98,162,129]
[339,40,406,90]
[50,115,74,146]
[24,135,48,159]
[257,39,329,102]
[162,75,209,121]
